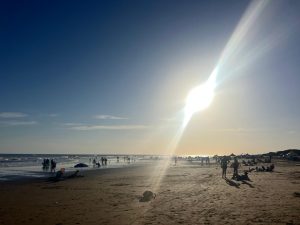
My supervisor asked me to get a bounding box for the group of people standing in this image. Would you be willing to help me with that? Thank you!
[42,158,57,172]
[90,157,108,168]
[221,156,239,179]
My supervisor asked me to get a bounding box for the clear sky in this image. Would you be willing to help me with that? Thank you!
[1,0,300,155]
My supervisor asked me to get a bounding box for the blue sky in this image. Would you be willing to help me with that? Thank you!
[1,0,300,154]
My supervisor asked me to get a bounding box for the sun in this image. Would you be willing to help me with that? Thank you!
[185,83,214,114]
[183,76,216,126]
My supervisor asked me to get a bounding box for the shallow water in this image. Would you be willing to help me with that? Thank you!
[0,154,154,181]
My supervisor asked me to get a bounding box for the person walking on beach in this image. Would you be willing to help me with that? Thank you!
[221,156,228,178]
[232,157,239,180]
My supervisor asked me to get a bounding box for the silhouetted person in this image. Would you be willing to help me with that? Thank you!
[237,171,249,181]
[221,156,228,178]
[232,157,239,179]
[55,168,65,180]
[206,157,210,165]
[43,158,50,170]
[50,159,56,173]
[42,158,49,170]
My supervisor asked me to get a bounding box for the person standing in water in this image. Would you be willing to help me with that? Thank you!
[50,159,56,173]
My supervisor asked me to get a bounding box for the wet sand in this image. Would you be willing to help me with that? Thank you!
[0,160,299,225]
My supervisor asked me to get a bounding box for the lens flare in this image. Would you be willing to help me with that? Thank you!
[183,67,218,127]
[185,84,214,116]
[147,0,291,205]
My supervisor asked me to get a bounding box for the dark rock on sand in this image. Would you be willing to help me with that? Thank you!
[140,191,155,202]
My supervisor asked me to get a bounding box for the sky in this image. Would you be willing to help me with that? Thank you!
[0,0,300,155]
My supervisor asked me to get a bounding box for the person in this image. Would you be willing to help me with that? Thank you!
[55,168,65,180]
[206,157,210,165]
[43,158,50,170]
[42,158,48,170]
[237,171,249,181]
[221,156,228,178]
[232,157,239,179]
[268,164,274,171]
[50,159,56,173]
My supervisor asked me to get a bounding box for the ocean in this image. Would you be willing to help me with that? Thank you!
[0,154,155,181]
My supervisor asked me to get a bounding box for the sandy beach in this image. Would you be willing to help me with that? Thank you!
[0,159,299,225]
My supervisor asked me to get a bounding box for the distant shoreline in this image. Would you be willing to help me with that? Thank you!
[1,148,299,156]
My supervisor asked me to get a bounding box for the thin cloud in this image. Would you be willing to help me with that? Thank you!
[217,128,251,132]
[214,128,268,133]
[48,113,58,117]
[0,112,28,118]
[215,128,257,132]
[0,121,37,126]
[63,123,84,126]
[69,125,148,131]
[288,130,298,134]
[94,114,128,120]
[161,117,179,122]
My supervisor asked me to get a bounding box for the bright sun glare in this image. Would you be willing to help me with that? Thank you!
[185,83,214,115]
[183,69,217,127]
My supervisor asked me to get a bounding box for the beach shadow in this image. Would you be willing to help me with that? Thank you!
[110,183,130,186]
[46,171,84,183]
[241,180,255,188]
[224,177,240,188]
[293,192,300,197]
[47,176,84,183]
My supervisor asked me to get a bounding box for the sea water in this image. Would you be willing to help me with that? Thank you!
[0,154,154,181]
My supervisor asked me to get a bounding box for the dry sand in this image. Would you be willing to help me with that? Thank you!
[0,160,299,225]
